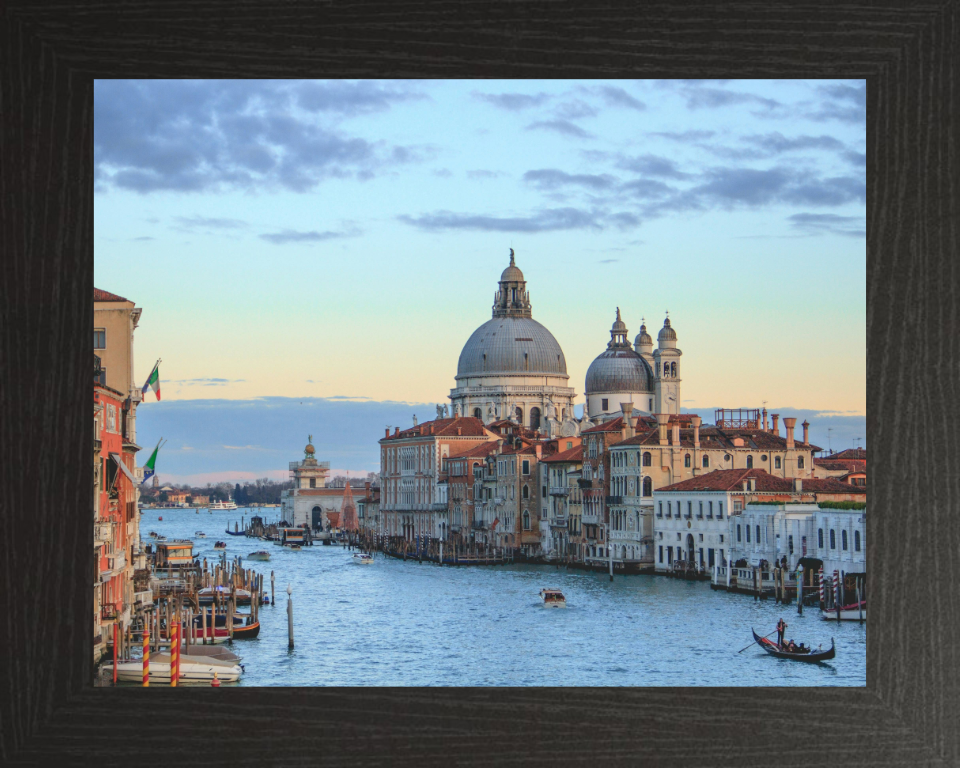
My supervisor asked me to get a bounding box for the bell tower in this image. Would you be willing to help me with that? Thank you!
[654,313,682,414]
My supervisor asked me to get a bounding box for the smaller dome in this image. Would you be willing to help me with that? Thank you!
[611,307,627,333]
[500,249,524,282]
[634,319,653,348]
[658,316,677,342]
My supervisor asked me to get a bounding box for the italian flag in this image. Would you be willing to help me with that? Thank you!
[142,362,161,401]
[140,439,163,485]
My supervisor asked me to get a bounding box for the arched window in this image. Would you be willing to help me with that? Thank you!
[516,407,523,424]
[818,528,824,548]
[842,530,848,550]
[482,353,487,371]
[473,407,482,420]
[642,476,652,497]
[684,454,691,468]
[746,456,753,469]
[670,362,677,376]
[775,456,781,469]
[855,531,861,551]
[522,511,530,530]
[830,529,836,549]
[788,535,794,555]
[522,485,529,499]
[530,407,540,430]
[702,455,709,468]
[642,452,652,467]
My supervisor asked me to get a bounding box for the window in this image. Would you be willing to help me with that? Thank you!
[94,329,106,349]
[658,501,663,518]
[756,525,761,544]
[830,529,836,549]
[522,485,529,500]
[788,535,794,555]
[95,367,107,387]
[659,545,663,563]
[309,478,316,488]
[842,530,848,550]
[601,398,608,411]
[482,354,486,371]
[642,452,652,467]
[746,456,753,469]
[698,501,703,518]
[855,531,861,551]
[719,535,724,543]
[671,362,677,377]
[542,486,546,496]
[818,528,824,548]
[523,511,530,530]
[699,533,703,541]
[642,476,652,497]
[649,398,653,411]
[687,501,692,518]
[775,456,782,469]
[473,408,482,419]
[718,502,724,518]
[566,442,572,450]
[708,501,713,518]
[737,524,742,542]
[746,525,750,543]
[798,456,805,469]
[667,501,672,517]
[522,460,530,475]
[684,454,691,468]
[702,455,709,468]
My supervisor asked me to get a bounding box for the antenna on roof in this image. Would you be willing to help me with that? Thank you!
[827,428,834,452]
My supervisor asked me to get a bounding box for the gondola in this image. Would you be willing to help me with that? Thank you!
[225,529,247,536]
[752,629,835,663]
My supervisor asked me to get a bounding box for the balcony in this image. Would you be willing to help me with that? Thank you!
[471,520,487,530]
[550,486,570,496]
[581,513,601,525]
[605,496,623,506]
[550,517,568,528]
[431,502,448,511]
[684,513,692,519]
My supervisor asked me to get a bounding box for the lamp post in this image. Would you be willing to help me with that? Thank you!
[286,584,294,650]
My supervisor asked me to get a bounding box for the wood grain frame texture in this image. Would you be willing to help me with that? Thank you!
[1,2,956,765]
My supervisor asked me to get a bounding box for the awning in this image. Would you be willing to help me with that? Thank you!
[110,453,139,485]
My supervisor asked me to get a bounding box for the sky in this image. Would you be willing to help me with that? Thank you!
[94,79,866,484]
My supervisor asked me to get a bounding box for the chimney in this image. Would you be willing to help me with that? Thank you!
[656,413,669,446]
[801,420,810,445]
[394,427,400,436]
[783,417,796,450]
[671,422,680,446]
[762,408,768,431]
[620,403,635,439]
[497,438,504,454]
[742,480,749,492]
[535,444,542,460]
[457,427,462,436]
[749,477,756,491]
[385,428,390,438]
[691,415,702,448]
[793,477,802,493]
[771,414,779,435]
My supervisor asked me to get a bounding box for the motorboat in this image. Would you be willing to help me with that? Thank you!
[353,552,374,564]
[288,544,302,551]
[752,629,836,662]
[195,532,206,538]
[191,612,261,640]
[213,541,227,550]
[247,551,271,561]
[821,600,866,621]
[540,588,567,608]
[181,644,242,663]
[102,654,242,683]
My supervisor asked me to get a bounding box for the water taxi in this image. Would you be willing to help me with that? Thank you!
[102,655,242,683]
[247,551,271,561]
[353,552,374,564]
[213,541,227,550]
[540,588,566,608]
[195,531,206,538]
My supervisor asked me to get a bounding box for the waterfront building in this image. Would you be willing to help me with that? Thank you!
[538,442,584,560]
[813,448,867,486]
[654,468,866,576]
[443,440,501,548]
[449,252,580,436]
[356,482,380,533]
[579,415,634,567]
[281,436,350,530]
[379,416,498,543]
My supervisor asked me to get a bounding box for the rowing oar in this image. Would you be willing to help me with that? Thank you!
[737,630,777,654]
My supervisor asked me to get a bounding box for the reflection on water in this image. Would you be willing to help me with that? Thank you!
[141,508,866,687]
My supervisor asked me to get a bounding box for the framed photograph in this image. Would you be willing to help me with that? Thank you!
[2,2,955,765]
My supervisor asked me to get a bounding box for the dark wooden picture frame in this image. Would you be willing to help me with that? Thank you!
[2,2,956,765]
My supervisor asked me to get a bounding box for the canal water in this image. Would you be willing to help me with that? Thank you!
[141,507,866,687]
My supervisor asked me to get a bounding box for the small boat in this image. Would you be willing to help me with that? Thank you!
[821,600,866,621]
[352,552,374,564]
[197,586,253,605]
[102,655,242,683]
[540,588,566,608]
[225,528,246,536]
[247,551,271,561]
[181,644,242,663]
[213,541,227,550]
[149,531,160,538]
[195,532,206,538]
[190,613,261,640]
[288,544,302,551]
[751,629,835,662]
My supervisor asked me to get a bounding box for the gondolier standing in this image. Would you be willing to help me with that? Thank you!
[776,618,787,647]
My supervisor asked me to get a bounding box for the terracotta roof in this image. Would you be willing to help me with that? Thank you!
[657,468,865,496]
[541,445,584,463]
[612,425,820,452]
[447,442,501,460]
[581,416,628,434]
[94,287,130,302]
[830,448,866,461]
[813,459,866,472]
[382,416,491,441]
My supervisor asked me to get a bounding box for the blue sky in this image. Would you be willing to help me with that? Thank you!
[94,79,866,483]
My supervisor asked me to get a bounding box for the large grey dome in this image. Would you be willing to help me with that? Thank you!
[585,349,653,394]
[457,317,567,377]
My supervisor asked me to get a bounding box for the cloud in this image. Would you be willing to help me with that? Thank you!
[473,91,551,110]
[467,170,505,179]
[398,207,603,233]
[596,86,646,111]
[553,99,598,120]
[95,80,425,194]
[525,120,595,139]
[679,85,782,113]
[787,213,865,237]
[617,154,691,179]
[620,179,674,198]
[649,130,716,142]
[674,166,865,209]
[171,378,247,386]
[132,236,155,241]
[258,228,359,244]
[522,169,617,191]
[741,132,846,154]
[843,149,866,168]
[173,215,247,230]
[222,445,260,450]
[809,82,866,124]
[599,259,619,264]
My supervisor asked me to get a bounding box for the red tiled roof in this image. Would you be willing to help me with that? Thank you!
[382,416,491,441]
[541,445,584,463]
[94,287,130,302]
[447,442,501,460]
[813,459,866,472]
[799,477,867,494]
[581,416,627,434]
[657,468,866,495]
[830,448,866,461]
[612,425,820,452]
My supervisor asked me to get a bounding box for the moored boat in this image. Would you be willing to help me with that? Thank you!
[190,613,261,640]
[197,586,253,605]
[751,628,835,662]
[102,655,242,683]
[353,552,374,564]
[540,588,566,608]
[821,600,866,621]
[247,550,271,561]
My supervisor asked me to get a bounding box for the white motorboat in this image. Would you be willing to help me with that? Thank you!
[352,552,374,564]
[195,532,206,538]
[540,588,567,608]
[102,654,242,683]
[208,500,238,511]
[821,600,866,621]
[247,550,271,561]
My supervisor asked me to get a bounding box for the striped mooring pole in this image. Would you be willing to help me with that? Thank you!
[143,628,150,687]
[170,622,179,687]
[834,569,840,608]
[818,567,824,606]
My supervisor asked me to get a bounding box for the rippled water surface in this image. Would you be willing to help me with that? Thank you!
[145,508,866,687]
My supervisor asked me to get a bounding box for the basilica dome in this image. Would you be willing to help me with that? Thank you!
[585,308,654,394]
[456,317,567,377]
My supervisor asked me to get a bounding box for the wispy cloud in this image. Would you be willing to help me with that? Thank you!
[258,228,359,245]
[398,207,603,233]
[222,445,261,451]
[525,120,595,140]
[473,91,551,110]
[523,169,617,191]
[808,82,866,124]
[617,154,692,179]
[649,129,716,142]
[787,212,865,237]
[174,215,247,230]
[595,86,646,111]
[171,378,246,386]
